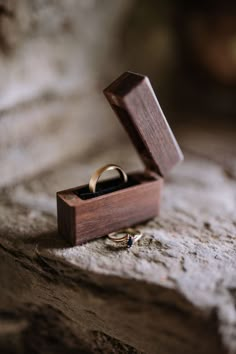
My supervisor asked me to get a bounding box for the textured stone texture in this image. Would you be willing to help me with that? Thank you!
[0,124,235,353]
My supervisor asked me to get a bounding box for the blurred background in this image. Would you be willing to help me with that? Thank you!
[0,0,236,188]
[0,2,236,353]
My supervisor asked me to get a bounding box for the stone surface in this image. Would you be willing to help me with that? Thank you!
[0,125,235,353]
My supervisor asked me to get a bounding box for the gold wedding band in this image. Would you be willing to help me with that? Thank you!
[89,164,128,193]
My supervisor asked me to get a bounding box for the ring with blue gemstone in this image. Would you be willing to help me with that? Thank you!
[108,228,143,248]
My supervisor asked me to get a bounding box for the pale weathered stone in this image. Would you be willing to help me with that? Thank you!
[0,126,235,354]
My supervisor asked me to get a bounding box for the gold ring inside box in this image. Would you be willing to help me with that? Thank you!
[108,228,143,248]
[89,164,128,194]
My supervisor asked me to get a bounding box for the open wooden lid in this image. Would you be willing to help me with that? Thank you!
[103,71,183,177]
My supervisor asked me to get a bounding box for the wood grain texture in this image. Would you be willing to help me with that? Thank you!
[104,71,184,177]
[57,71,183,245]
[57,173,163,245]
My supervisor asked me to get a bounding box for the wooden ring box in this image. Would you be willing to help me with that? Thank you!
[57,72,183,246]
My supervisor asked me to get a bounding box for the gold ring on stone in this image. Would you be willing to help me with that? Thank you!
[89,164,128,194]
[108,228,143,248]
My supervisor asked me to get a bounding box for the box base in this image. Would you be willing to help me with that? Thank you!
[57,172,163,245]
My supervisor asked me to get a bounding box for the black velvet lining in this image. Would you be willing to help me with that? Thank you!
[74,176,138,200]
